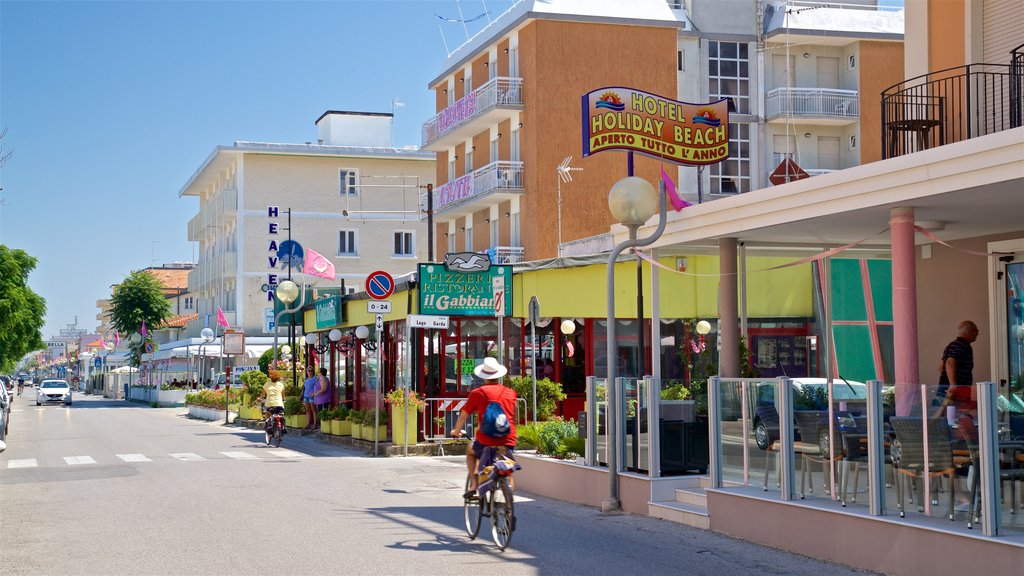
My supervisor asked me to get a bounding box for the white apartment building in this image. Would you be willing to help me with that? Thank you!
[179,111,435,337]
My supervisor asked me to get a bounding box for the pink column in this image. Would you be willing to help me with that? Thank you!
[890,207,919,416]
[719,238,739,377]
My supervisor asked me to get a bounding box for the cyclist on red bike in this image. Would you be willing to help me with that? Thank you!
[451,357,518,499]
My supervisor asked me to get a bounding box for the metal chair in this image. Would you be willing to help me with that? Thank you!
[889,416,972,521]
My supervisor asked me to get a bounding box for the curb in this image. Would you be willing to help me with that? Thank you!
[231,418,464,457]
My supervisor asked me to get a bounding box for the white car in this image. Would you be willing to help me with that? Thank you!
[37,379,72,406]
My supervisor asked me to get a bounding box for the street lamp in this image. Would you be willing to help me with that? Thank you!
[197,327,215,386]
[604,176,667,512]
[354,325,377,352]
[128,332,143,392]
[694,320,711,353]
[272,280,305,370]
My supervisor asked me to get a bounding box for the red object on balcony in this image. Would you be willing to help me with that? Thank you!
[769,158,811,186]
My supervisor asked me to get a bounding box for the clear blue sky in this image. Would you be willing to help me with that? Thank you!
[1,0,514,339]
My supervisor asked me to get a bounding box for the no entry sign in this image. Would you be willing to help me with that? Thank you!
[366,270,395,300]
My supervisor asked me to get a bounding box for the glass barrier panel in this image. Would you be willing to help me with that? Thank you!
[660,376,710,476]
[622,377,647,473]
[594,378,608,467]
[749,379,785,493]
[995,386,1024,533]
[714,379,750,487]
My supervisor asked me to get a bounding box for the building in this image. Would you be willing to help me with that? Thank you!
[420,0,903,261]
[94,262,196,342]
[178,111,435,338]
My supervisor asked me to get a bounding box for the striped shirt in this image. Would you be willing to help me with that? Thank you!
[937,337,973,397]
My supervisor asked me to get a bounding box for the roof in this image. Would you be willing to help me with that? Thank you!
[430,0,688,87]
[160,312,198,329]
[315,110,394,124]
[143,267,190,292]
[179,143,434,198]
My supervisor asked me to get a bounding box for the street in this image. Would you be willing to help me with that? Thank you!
[0,394,875,576]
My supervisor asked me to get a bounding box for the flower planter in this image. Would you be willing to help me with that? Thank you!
[351,422,363,439]
[391,407,419,445]
[291,414,308,429]
[320,419,330,434]
[187,405,234,422]
[363,424,387,442]
[330,419,350,436]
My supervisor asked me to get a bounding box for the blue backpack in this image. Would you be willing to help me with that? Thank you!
[480,400,511,437]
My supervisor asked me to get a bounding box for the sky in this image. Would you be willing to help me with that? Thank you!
[0,0,516,339]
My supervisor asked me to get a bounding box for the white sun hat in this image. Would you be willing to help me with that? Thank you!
[473,357,508,380]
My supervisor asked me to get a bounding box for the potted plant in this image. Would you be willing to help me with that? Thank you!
[660,382,696,422]
[331,405,350,436]
[318,406,333,434]
[349,409,364,440]
[239,370,268,421]
[362,408,387,441]
[385,388,425,445]
[284,396,305,428]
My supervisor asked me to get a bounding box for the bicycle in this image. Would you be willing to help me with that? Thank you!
[461,441,519,550]
[262,406,286,448]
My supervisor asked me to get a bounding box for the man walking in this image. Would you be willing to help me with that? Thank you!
[937,320,979,413]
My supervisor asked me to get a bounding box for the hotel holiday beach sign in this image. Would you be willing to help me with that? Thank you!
[582,87,730,166]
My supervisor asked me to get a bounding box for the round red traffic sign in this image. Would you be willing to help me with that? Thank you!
[366,270,395,300]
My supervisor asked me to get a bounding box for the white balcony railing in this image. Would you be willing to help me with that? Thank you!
[425,160,525,215]
[422,77,524,146]
[765,87,859,122]
[487,246,525,264]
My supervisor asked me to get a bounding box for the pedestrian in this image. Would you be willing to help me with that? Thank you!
[302,366,318,430]
[314,367,332,416]
[935,319,980,418]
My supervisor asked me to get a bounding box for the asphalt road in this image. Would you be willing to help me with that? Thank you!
[0,393,877,576]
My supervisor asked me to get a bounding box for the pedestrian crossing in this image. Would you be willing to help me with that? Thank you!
[5,449,311,469]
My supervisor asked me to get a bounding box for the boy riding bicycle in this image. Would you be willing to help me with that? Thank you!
[450,357,518,498]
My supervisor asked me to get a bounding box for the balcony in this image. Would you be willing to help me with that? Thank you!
[425,160,525,219]
[422,77,524,150]
[487,246,525,264]
[187,188,238,241]
[881,52,1024,159]
[766,88,859,125]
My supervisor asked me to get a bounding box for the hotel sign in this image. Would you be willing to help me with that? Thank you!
[582,87,730,166]
[418,263,512,317]
[437,89,478,135]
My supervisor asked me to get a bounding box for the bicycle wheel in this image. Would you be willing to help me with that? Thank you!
[273,424,283,448]
[489,479,515,550]
[463,474,483,540]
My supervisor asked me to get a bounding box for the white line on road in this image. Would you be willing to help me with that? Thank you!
[221,451,259,460]
[7,459,38,469]
[266,450,311,459]
[170,453,205,461]
[63,456,97,465]
[117,454,152,462]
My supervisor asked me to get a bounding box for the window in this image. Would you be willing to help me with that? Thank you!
[448,157,456,181]
[339,170,358,195]
[393,231,414,257]
[848,54,856,70]
[708,41,750,114]
[490,219,499,247]
[678,50,685,71]
[510,212,521,246]
[464,224,473,251]
[488,57,497,79]
[465,149,473,173]
[710,123,750,194]
[490,138,499,163]
[338,229,358,256]
[509,47,519,77]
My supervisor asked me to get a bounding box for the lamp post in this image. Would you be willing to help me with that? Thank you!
[272,280,305,371]
[128,332,143,397]
[604,176,667,512]
[196,327,215,386]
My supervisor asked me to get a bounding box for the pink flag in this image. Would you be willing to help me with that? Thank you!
[115,331,121,345]
[661,167,691,212]
[303,247,336,280]
[141,320,147,338]
[217,307,229,329]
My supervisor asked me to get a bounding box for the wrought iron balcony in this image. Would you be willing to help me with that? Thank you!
[881,46,1024,159]
[487,246,525,264]
[421,77,524,150]
[765,87,859,125]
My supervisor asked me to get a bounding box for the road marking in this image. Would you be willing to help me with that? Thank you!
[117,454,152,463]
[221,451,259,460]
[64,456,97,465]
[7,459,37,469]
[266,450,311,459]
[170,453,205,461]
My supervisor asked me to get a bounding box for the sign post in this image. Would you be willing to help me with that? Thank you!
[366,270,392,457]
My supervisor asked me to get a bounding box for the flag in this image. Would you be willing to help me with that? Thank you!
[115,331,121,346]
[661,167,692,212]
[303,247,336,280]
[217,307,229,329]
[141,320,147,338]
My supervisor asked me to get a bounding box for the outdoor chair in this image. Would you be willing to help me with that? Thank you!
[889,416,972,521]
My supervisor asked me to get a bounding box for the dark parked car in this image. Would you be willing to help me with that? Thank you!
[752,378,876,454]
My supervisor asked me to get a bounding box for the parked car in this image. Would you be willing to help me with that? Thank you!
[752,378,878,454]
[1,375,12,394]
[0,379,11,442]
[36,379,72,406]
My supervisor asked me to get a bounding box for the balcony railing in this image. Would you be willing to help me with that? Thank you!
[422,77,524,146]
[766,87,859,123]
[881,51,1024,159]
[487,245,525,264]
[424,160,525,216]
